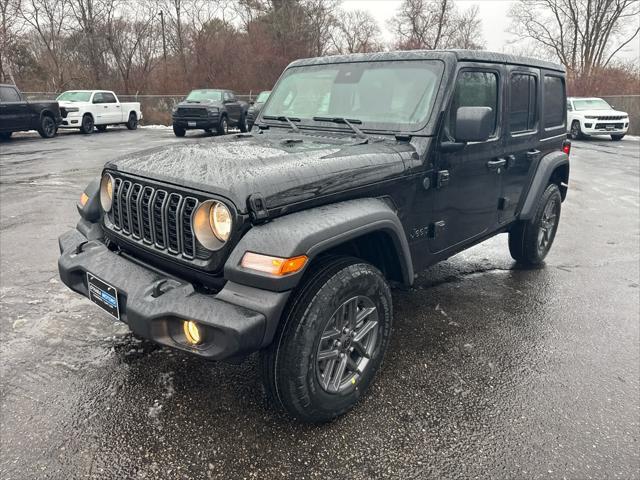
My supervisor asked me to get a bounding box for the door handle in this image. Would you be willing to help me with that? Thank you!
[487,159,507,170]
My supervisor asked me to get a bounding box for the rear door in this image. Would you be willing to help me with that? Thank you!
[428,65,505,254]
[0,86,29,130]
[101,92,122,123]
[499,67,541,223]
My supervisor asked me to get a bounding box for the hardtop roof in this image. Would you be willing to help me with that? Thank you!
[288,49,565,73]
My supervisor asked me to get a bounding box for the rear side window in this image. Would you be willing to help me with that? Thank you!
[0,86,21,102]
[509,73,537,133]
[448,71,499,138]
[543,75,565,128]
[102,92,117,103]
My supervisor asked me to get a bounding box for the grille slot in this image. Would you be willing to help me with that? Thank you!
[106,176,203,260]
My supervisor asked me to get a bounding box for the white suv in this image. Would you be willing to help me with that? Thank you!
[567,97,629,141]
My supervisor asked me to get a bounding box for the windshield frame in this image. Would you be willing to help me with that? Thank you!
[185,89,223,102]
[56,91,92,102]
[573,98,613,111]
[259,59,446,135]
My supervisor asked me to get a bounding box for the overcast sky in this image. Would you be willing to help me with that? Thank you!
[341,0,640,61]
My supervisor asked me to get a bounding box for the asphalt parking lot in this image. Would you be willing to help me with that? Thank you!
[1,127,638,479]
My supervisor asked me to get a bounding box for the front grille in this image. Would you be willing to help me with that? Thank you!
[595,123,623,129]
[597,116,625,121]
[176,107,208,118]
[108,177,201,260]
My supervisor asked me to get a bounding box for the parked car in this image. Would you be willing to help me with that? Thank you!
[171,89,249,137]
[567,96,629,141]
[56,90,142,134]
[58,50,570,423]
[0,84,62,139]
[247,90,271,130]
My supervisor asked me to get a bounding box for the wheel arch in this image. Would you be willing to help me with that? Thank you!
[224,198,414,292]
[519,150,569,220]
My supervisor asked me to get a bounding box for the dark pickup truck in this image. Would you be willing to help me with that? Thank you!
[172,89,249,137]
[59,50,570,423]
[0,84,62,139]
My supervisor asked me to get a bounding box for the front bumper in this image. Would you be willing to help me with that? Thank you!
[58,228,289,360]
[580,119,629,135]
[172,114,219,130]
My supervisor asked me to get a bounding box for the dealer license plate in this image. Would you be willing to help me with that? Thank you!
[87,273,120,320]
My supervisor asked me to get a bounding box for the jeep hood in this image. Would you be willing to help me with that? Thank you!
[106,133,408,214]
[577,109,628,116]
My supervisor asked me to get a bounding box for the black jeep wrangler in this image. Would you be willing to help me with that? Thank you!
[58,50,570,423]
[172,89,249,137]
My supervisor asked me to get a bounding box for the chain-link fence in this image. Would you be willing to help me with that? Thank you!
[23,92,256,126]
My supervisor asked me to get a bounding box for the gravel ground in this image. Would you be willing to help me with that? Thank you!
[1,127,638,479]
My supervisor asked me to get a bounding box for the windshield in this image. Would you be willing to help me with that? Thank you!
[186,90,222,102]
[57,91,91,102]
[262,60,444,131]
[256,91,271,103]
[573,98,612,111]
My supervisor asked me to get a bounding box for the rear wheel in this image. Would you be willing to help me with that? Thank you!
[96,125,107,132]
[569,120,583,140]
[126,112,138,130]
[260,256,393,423]
[80,114,94,134]
[173,125,186,137]
[509,183,562,266]
[611,134,625,141]
[38,114,57,138]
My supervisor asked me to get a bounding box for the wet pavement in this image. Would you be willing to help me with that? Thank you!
[1,127,638,479]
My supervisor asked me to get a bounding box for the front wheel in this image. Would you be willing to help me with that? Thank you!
[260,256,393,423]
[38,115,57,138]
[217,115,229,135]
[173,125,186,137]
[508,183,562,266]
[569,120,583,140]
[611,134,625,141]
[126,112,138,130]
[80,114,94,134]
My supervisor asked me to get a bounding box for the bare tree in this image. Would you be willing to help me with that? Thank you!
[509,0,640,81]
[332,9,383,54]
[0,0,21,83]
[389,0,484,50]
[302,0,339,57]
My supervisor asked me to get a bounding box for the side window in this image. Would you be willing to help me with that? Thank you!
[102,92,116,103]
[0,86,21,102]
[93,92,104,104]
[448,70,498,139]
[223,92,231,102]
[543,75,565,128]
[509,73,537,133]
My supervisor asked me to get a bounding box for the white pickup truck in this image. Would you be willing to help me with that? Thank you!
[56,90,142,134]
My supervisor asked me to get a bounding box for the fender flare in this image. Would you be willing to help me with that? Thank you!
[519,151,569,221]
[224,198,414,292]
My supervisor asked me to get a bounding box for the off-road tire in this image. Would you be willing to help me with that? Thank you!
[611,134,625,141]
[509,183,562,266]
[80,114,94,134]
[260,256,393,423]
[173,125,186,137]
[96,125,107,132]
[126,112,138,130]
[569,120,584,140]
[217,115,228,135]
[0,132,12,140]
[37,114,57,138]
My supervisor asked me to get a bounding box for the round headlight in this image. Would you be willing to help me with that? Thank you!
[100,173,114,212]
[211,202,231,241]
[192,200,232,250]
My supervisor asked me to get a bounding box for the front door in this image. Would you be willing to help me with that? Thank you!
[429,66,504,254]
[0,85,29,130]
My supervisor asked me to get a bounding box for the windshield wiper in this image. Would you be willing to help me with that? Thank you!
[312,117,368,140]
[263,115,300,132]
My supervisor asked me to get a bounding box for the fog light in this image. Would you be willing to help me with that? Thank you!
[183,320,202,345]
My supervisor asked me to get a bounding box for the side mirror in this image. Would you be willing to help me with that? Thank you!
[454,106,494,143]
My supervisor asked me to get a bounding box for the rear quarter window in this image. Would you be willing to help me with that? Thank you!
[543,75,566,128]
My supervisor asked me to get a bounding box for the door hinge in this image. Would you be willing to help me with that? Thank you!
[436,170,450,189]
[247,193,269,222]
[429,220,446,239]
